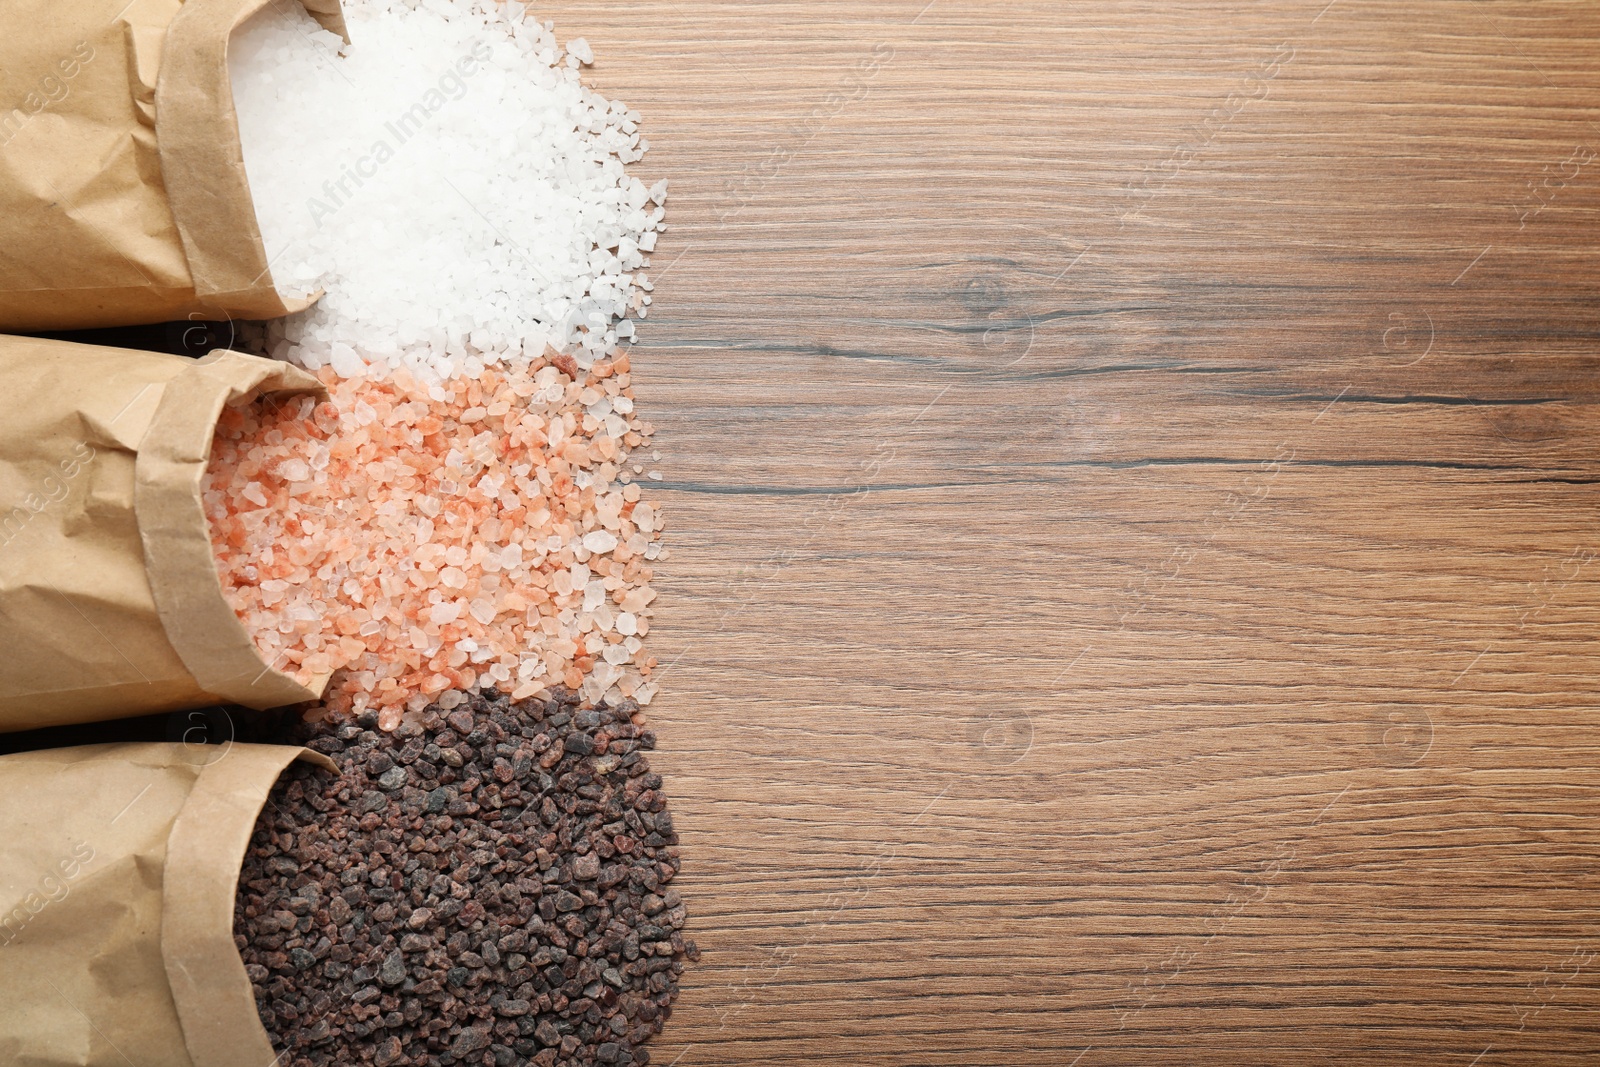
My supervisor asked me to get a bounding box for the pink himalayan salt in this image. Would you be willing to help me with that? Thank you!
[203,355,663,728]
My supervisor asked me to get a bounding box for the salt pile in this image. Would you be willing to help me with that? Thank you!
[204,354,664,730]
[229,0,665,377]
[237,688,693,1067]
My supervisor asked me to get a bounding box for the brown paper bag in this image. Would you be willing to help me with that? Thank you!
[0,741,335,1067]
[0,335,331,732]
[0,0,345,332]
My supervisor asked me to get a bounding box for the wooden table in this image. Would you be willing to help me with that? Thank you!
[543,2,1600,1063]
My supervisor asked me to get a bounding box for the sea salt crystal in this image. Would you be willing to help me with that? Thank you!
[329,343,365,378]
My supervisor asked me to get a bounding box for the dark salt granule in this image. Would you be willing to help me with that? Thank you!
[234,687,696,1067]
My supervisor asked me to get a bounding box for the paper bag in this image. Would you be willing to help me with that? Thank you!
[0,741,335,1067]
[0,0,345,332]
[0,335,330,732]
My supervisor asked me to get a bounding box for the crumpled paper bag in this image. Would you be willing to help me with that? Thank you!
[0,335,330,731]
[0,0,345,332]
[0,741,334,1067]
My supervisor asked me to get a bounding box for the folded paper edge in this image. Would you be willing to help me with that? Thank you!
[134,349,330,708]
[160,744,339,1067]
[156,0,345,317]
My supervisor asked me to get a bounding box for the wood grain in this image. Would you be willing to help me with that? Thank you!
[538,1,1600,1063]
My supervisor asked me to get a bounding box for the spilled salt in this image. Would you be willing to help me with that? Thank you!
[229,0,664,378]
[204,354,663,727]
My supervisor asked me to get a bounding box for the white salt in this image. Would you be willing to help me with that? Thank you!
[581,529,618,553]
[229,0,664,377]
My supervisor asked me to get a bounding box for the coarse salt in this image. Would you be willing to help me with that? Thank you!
[229,0,664,377]
[204,354,663,726]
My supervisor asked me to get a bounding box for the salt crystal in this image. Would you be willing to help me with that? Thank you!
[582,530,618,554]
[329,343,366,378]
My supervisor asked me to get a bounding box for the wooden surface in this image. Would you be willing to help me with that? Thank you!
[541,2,1600,1063]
